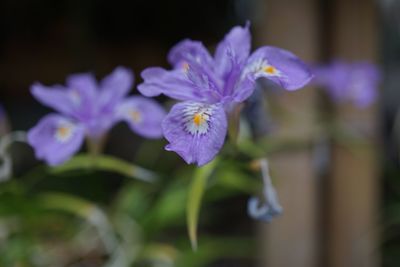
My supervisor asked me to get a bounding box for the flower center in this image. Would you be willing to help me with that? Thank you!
[182,62,190,73]
[264,66,277,75]
[55,124,74,143]
[130,110,142,123]
[184,104,212,135]
[193,113,205,126]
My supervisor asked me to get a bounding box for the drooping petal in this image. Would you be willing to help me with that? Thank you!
[168,39,214,69]
[31,83,78,116]
[162,101,227,166]
[214,23,251,77]
[99,66,134,108]
[138,67,220,103]
[247,159,283,222]
[27,114,85,166]
[117,96,166,138]
[247,194,282,222]
[243,46,313,91]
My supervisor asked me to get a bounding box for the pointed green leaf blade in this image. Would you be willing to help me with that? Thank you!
[187,159,218,250]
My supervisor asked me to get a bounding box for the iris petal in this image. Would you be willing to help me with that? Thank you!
[99,66,134,108]
[31,83,78,117]
[168,39,214,69]
[247,195,282,222]
[117,96,166,138]
[162,101,227,166]
[214,23,251,77]
[243,46,313,90]
[66,73,98,99]
[138,67,220,103]
[27,114,85,166]
[65,73,98,119]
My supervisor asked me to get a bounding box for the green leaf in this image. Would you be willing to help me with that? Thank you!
[215,166,259,194]
[176,236,255,267]
[186,159,218,250]
[50,154,158,182]
[141,183,187,235]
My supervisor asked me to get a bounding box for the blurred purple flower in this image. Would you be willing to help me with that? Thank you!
[28,67,166,166]
[314,60,381,107]
[139,23,313,166]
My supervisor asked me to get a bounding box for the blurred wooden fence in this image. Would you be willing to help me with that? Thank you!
[256,0,379,267]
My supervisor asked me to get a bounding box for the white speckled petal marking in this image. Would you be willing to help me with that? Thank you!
[243,58,281,79]
[54,121,76,143]
[183,102,213,135]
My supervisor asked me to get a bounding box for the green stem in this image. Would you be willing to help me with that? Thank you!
[86,135,107,164]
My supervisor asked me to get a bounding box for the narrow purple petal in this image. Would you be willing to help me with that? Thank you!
[231,75,256,103]
[138,67,220,102]
[184,58,223,99]
[221,54,247,100]
[244,46,313,90]
[214,23,251,77]
[117,96,166,138]
[27,114,85,166]
[99,66,134,108]
[31,83,77,116]
[167,39,214,69]
[66,73,98,99]
[162,101,227,166]
[66,73,98,119]
[137,67,171,97]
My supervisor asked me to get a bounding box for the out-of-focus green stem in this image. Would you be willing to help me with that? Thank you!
[51,154,158,183]
[86,135,107,163]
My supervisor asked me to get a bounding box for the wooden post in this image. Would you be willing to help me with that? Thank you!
[255,0,319,266]
[327,0,380,266]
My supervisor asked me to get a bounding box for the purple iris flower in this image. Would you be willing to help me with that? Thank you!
[28,67,166,166]
[314,60,380,107]
[138,24,313,166]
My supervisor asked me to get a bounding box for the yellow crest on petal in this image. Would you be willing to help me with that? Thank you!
[264,66,277,75]
[193,113,205,126]
[55,124,73,143]
[130,110,142,123]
